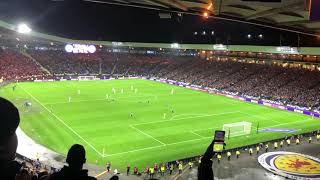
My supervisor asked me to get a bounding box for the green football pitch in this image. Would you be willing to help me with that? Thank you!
[1,79,319,170]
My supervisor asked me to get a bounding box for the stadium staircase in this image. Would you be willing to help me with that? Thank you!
[111,63,117,75]
[125,66,131,76]
[20,50,52,75]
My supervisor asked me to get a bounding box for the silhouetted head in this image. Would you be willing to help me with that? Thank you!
[109,175,119,180]
[66,144,86,170]
[0,97,20,165]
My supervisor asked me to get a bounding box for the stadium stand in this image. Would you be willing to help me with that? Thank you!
[1,45,320,180]
[22,49,320,112]
[0,48,46,80]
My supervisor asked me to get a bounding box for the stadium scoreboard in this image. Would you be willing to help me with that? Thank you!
[65,44,96,54]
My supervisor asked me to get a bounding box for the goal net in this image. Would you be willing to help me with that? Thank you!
[223,121,252,137]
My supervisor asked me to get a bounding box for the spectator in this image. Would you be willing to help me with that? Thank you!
[109,175,118,180]
[198,140,215,180]
[133,166,138,175]
[126,164,130,175]
[106,161,111,173]
[49,144,96,180]
[0,97,22,180]
[15,168,32,180]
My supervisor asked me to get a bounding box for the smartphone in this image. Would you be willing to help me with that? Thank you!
[213,130,225,152]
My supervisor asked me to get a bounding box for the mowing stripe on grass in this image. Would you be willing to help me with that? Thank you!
[105,117,316,157]
[43,91,199,105]
[104,145,165,157]
[105,136,212,157]
[18,84,105,157]
[131,111,241,126]
[264,118,315,128]
[43,94,157,105]
[240,111,281,124]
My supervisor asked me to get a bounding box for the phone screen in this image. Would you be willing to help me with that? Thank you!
[213,142,224,152]
[214,130,225,141]
[213,130,225,152]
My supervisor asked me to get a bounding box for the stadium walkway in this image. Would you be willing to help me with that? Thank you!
[177,140,320,180]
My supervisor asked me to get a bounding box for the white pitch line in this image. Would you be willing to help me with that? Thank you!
[263,118,315,128]
[106,117,316,157]
[43,95,156,105]
[166,136,212,146]
[18,84,105,157]
[104,144,165,157]
[129,125,166,146]
[105,136,211,157]
[190,131,204,138]
[43,91,197,106]
[192,126,221,133]
[132,111,241,126]
[170,113,208,120]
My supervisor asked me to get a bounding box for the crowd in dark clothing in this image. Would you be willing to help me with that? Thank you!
[1,48,319,110]
[2,48,320,179]
[24,50,320,111]
[0,48,46,80]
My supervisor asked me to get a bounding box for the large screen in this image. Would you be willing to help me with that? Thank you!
[65,44,96,54]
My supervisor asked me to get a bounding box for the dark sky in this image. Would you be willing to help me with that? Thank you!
[0,0,319,46]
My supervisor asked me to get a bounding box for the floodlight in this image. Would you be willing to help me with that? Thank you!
[170,43,180,49]
[17,24,32,34]
[258,34,263,39]
[203,12,209,18]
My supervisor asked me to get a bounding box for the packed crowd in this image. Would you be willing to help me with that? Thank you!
[1,48,319,110]
[0,49,320,111]
[23,49,320,111]
[0,48,46,80]
[1,49,320,180]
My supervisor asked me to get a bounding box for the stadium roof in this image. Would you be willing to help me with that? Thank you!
[84,0,320,34]
[1,18,320,56]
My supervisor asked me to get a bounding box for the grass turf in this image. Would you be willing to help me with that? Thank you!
[1,79,319,170]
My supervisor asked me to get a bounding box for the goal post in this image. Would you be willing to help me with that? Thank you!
[222,121,252,138]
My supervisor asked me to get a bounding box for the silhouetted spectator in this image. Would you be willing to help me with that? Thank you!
[49,144,96,180]
[198,140,226,180]
[109,175,119,180]
[15,168,32,180]
[0,97,22,180]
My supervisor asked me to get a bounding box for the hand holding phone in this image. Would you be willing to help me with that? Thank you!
[213,130,225,152]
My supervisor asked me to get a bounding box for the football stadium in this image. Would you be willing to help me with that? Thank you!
[1,0,320,180]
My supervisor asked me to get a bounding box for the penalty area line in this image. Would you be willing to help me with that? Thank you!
[129,125,166,146]
[190,131,205,138]
[18,84,105,157]
[104,136,211,157]
[132,111,241,126]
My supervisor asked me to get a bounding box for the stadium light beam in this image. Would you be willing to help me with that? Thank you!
[207,3,213,10]
[17,24,32,34]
